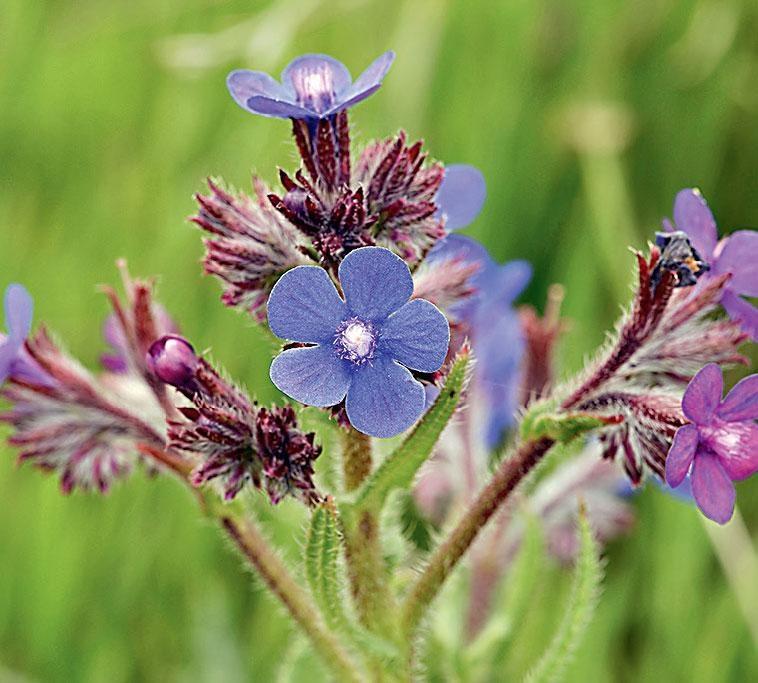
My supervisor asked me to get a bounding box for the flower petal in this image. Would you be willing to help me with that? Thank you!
[345,355,425,437]
[682,363,722,424]
[714,230,758,297]
[325,50,395,115]
[282,54,352,94]
[665,424,699,487]
[381,299,450,373]
[270,345,351,407]
[720,290,758,341]
[673,188,718,258]
[244,96,316,119]
[705,421,758,481]
[267,266,347,343]
[226,70,289,110]
[718,374,758,421]
[690,449,735,524]
[5,284,33,342]
[435,164,487,231]
[339,247,413,321]
[426,233,492,268]
[0,335,15,385]
[484,260,532,307]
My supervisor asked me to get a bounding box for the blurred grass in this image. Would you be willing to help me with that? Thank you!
[1,0,757,680]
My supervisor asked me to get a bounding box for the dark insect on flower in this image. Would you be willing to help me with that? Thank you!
[651,230,710,290]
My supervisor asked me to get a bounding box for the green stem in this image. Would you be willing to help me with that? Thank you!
[400,437,555,640]
[221,513,363,683]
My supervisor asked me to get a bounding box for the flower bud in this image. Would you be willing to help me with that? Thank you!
[147,335,197,390]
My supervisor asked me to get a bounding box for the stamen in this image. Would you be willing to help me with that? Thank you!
[334,318,377,365]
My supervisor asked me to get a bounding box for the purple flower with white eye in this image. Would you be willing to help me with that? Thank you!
[267,247,450,438]
[665,363,758,524]
[227,51,395,120]
[428,235,531,447]
[665,189,758,339]
[0,284,49,386]
[435,164,487,231]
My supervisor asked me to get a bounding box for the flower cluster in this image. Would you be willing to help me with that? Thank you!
[148,335,322,504]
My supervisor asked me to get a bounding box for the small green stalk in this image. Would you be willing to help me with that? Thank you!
[400,437,556,643]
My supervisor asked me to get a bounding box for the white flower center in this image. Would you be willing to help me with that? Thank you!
[334,318,377,365]
[292,66,336,112]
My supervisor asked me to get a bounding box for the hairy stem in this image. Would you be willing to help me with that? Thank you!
[400,437,555,639]
[341,427,373,492]
[221,513,363,683]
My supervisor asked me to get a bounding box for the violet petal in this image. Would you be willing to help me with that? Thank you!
[0,334,15,385]
[270,345,351,407]
[435,165,487,231]
[673,188,718,258]
[339,247,413,321]
[714,230,758,297]
[707,421,758,481]
[381,299,450,373]
[324,50,395,115]
[682,363,722,424]
[718,374,758,422]
[244,96,316,119]
[345,355,425,438]
[720,289,758,341]
[227,70,289,110]
[5,284,33,342]
[690,449,736,524]
[665,424,699,488]
[267,266,347,343]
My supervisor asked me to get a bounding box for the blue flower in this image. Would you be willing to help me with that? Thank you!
[435,164,487,231]
[429,235,531,448]
[0,284,48,386]
[267,247,450,438]
[227,51,395,120]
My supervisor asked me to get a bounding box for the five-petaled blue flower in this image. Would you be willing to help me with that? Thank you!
[227,51,395,120]
[267,247,450,438]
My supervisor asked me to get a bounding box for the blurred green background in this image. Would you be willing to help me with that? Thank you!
[1,0,757,680]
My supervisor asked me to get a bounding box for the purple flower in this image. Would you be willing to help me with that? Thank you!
[665,363,758,524]
[0,284,49,386]
[665,189,758,339]
[429,235,531,447]
[227,51,395,120]
[267,247,450,438]
[435,164,487,231]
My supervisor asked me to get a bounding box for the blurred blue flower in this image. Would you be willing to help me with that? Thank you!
[227,51,395,120]
[429,235,531,448]
[267,246,449,438]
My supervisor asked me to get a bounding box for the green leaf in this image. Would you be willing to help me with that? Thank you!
[304,500,400,664]
[523,504,604,683]
[352,348,470,514]
[520,403,606,444]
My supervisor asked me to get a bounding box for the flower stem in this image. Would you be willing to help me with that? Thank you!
[339,429,400,652]
[341,427,372,492]
[221,513,363,683]
[400,437,555,639]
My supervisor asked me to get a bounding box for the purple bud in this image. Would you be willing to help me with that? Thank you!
[147,335,197,390]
